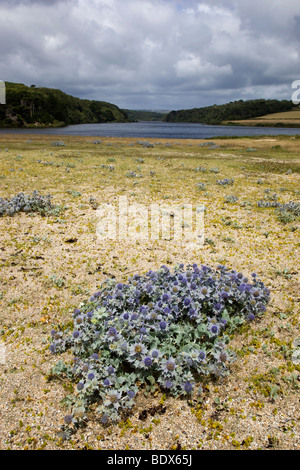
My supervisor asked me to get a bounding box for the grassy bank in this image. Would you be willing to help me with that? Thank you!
[223,108,300,127]
[0,134,299,450]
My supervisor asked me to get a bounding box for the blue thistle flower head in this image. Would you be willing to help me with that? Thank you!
[151,349,160,359]
[77,382,84,391]
[108,327,117,336]
[183,381,193,393]
[218,351,228,363]
[129,343,146,356]
[198,350,206,361]
[144,356,152,367]
[188,307,196,318]
[247,313,255,322]
[64,414,73,425]
[100,414,109,424]
[164,380,173,389]
[163,358,176,373]
[209,324,219,335]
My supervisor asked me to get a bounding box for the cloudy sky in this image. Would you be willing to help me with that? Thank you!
[0,0,299,110]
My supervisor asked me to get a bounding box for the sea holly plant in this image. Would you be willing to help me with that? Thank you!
[48,263,270,431]
[256,191,300,224]
[0,190,56,216]
[216,178,234,186]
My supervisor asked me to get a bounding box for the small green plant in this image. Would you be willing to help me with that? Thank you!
[49,275,65,288]
[67,189,81,198]
[217,178,234,186]
[276,202,300,224]
[222,236,235,244]
[51,141,65,147]
[274,268,292,280]
[224,195,238,204]
[257,191,279,208]
[89,196,99,210]
[204,238,215,247]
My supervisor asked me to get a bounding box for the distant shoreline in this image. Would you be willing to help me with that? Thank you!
[1,120,300,130]
[1,120,300,140]
[223,121,300,128]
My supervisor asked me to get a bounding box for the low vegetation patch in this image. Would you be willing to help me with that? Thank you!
[48,263,270,434]
[0,190,54,216]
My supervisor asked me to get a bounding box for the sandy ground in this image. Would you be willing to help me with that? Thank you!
[0,134,299,450]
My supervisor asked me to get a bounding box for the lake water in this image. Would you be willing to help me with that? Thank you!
[1,121,300,139]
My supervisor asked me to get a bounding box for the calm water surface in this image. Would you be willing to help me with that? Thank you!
[1,121,300,139]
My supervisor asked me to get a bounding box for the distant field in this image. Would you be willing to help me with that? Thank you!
[224,107,300,127]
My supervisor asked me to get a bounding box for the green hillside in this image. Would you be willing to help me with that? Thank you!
[122,109,167,121]
[164,99,297,125]
[0,82,129,128]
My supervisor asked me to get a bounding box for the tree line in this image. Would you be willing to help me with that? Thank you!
[164,99,297,124]
[0,82,129,128]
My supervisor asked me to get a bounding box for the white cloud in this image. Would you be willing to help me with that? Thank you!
[174,55,232,85]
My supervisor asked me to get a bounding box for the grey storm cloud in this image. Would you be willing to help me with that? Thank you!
[0,0,299,109]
